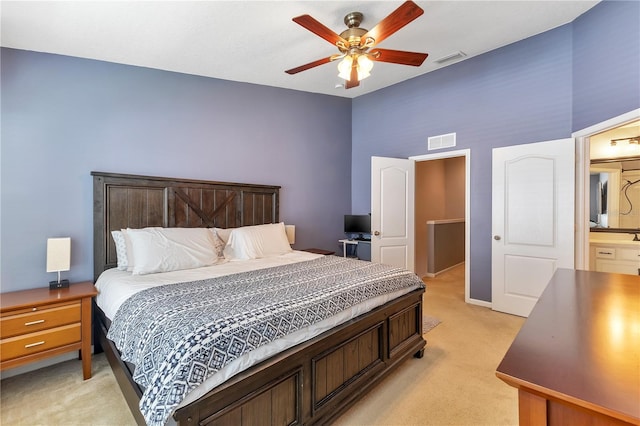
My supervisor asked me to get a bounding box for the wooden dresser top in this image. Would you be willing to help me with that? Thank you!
[1,281,97,312]
[496,269,639,423]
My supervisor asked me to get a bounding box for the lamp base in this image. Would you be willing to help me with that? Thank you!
[49,279,70,290]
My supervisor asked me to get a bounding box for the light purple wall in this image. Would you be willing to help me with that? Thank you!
[572,1,640,131]
[352,0,640,302]
[1,49,352,292]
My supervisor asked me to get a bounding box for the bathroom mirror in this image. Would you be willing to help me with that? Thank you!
[590,157,640,232]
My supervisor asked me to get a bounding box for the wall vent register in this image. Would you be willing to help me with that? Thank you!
[428,132,456,150]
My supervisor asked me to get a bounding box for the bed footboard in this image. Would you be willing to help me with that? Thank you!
[96,289,425,425]
[172,287,425,425]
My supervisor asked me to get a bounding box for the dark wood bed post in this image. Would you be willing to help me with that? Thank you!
[91,171,425,426]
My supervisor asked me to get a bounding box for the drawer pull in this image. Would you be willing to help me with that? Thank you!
[24,319,45,326]
[598,251,613,255]
[24,341,45,348]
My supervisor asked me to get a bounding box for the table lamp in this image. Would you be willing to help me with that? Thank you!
[47,237,70,289]
[285,225,295,245]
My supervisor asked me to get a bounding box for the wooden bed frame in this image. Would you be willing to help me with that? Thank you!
[92,171,426,426]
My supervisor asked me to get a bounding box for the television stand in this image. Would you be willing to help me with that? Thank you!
[338,239,371,261]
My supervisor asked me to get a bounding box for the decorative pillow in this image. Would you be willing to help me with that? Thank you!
[223,222,292,260]
[111,230,128,271]
[127,227,219,275]
[210,229,226,258]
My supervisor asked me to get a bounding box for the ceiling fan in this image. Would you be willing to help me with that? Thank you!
[285,1,428,89]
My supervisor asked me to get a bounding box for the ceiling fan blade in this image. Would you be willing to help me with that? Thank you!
[361,1,424,47]
[345,65,360,89]
[370,48,428,66]
[292,14,347,47]
[285,56,333,75]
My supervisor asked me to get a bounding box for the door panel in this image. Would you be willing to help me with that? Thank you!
[371,156,415,271]
[506,157,555,246]
[492,138,574,317]
[380,246,409,268]
[504,255,557,298]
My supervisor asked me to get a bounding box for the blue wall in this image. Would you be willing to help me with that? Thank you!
[351,0,639,302]
[1,49,352,292]
[2,1,638,299]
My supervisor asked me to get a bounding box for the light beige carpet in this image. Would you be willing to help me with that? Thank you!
[1,353,136,425]
[1,263,524,425]
[422,315,441,333]
[333,264,525,425]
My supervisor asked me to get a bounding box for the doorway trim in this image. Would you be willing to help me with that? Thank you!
[573,108,640,270]
[410,149,480,306]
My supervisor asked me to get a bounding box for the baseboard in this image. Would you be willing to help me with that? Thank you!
[425,261,465,278]
[466,297,492,308]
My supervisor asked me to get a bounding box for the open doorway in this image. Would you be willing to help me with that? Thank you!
[574,109,640,271]
[410,149,473,304]
[415,158,465,278]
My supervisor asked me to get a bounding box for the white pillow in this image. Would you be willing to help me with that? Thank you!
[127,227,219,275]
[120,228,136,272]
[121,227,146,272]
[111,230,128,271]
[223,222,292,260]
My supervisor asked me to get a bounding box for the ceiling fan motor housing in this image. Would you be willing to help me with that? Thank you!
[344,12,363,28]
[339,12,370,53]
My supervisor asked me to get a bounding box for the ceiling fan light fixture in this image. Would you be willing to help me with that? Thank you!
[287,1,427,89]
[357,54,374,79]
[337,55,354,80]
[337,54,374,82]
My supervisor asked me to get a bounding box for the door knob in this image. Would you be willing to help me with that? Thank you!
[373,231,380,236]
[494,235,501,241]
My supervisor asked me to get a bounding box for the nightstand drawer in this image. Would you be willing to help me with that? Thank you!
[0,302,81,339]
[0,323,81,362]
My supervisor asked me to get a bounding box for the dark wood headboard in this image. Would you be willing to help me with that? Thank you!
[92,172,280,282]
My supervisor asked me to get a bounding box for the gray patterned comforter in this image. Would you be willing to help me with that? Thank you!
[107,255,424,425]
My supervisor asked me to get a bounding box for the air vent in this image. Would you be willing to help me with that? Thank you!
[434,51,467,64]
[428,133,456,150]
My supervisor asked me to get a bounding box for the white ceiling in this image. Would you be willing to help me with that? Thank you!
[1,1,599,98]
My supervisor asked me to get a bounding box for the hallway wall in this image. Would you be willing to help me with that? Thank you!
[415,157,465,277]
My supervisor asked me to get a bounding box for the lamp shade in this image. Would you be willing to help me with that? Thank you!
[285,225,295,245]
[357,55,373,80]
[337,55,353,80]
[46,237,71,273]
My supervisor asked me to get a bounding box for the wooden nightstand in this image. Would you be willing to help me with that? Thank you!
[0,281,98,379]
[302,248,335,255]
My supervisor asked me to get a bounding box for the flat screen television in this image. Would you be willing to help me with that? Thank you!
[344,214,371,240]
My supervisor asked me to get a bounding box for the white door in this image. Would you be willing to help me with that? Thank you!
[492,139,575,317]
[371,156,415,271]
